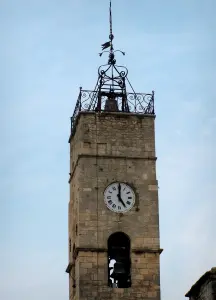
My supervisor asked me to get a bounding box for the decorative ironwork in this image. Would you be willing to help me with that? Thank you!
[70,88,154,134]
[70,0,155,136]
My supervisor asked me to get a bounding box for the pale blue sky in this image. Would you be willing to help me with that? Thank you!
[0,0,215,299]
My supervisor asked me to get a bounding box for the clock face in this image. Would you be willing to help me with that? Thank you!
[104,182,135,213]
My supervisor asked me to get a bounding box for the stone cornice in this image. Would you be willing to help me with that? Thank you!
[68,154,157,183]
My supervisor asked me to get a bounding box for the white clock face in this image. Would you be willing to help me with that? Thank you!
[104,182,135,213]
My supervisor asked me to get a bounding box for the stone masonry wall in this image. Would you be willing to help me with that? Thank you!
[68,112,161,300]
[75,252,160,300]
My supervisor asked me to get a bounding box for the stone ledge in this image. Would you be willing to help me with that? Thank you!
[71,246,163,260]
[65,262,74,273]
[133,248,163,254]
[78,110,156,118]
[68,154,157,183]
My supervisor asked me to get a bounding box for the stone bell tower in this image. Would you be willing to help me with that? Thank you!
[66,1,162,299]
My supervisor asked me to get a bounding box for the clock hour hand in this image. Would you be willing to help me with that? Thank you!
[117,194,126,207]
[117,183,126,207]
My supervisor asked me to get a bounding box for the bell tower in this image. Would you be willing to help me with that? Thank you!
[66,1,162,299]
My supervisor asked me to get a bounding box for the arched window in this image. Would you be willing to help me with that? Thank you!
[108,232,131,288]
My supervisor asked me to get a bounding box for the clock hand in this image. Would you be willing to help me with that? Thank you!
[117,183,126,207]
[118,183,121,194]
[117,194,126,207]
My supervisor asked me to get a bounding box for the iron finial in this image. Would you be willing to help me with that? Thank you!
[100,0,115,64]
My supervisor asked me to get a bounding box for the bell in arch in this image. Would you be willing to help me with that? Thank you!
[110,261,127,280]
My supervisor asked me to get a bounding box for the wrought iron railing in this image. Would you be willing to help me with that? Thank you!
[70,88,154,136]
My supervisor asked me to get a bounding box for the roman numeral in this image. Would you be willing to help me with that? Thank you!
[126,191,130,194]
[126,201,131,205]
[108,200,112,205]
[118,206,121,210]
[128,196,132,199]
[107,196,111,199]
[112,204,116,208]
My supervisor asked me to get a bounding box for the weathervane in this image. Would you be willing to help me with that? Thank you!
[99,0,125,64]
[69,0,155,136]
[101,0,114,51]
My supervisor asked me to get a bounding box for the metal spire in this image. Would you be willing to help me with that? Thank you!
[101,0,114,52]
[100,0,125,65]
[109,0,114,50]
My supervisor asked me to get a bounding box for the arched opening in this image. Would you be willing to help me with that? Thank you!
[108,232,131,288]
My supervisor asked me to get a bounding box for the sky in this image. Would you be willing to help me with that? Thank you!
[0,0,215,299]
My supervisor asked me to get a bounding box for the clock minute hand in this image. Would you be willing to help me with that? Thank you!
[117,183,126,207]
[118,183,121,194]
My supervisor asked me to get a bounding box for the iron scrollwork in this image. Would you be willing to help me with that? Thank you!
[70,0,155,137]
[70,88,154,135]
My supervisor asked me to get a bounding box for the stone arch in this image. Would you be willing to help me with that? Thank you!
[107,232,131,288]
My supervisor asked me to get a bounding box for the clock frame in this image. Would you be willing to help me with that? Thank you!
[104,182,135,213]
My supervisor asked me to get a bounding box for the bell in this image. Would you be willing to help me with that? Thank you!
[104,95,119,112]
[110,262,127,280]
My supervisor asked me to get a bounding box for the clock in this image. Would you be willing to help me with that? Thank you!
[104,182,135,213]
